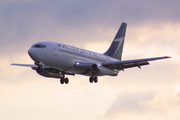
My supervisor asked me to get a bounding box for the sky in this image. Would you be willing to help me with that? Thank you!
[0,0,180,120]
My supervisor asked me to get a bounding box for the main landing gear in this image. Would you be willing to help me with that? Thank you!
[60,72,69,84]
[60,73,69,84]
[60,74,98,84]
[89,76,98,83]
[60,77,69,84]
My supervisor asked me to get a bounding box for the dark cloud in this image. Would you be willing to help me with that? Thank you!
[1,0,180,55]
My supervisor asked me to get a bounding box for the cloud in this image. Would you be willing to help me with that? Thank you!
[177,91,180,98]
[0,1,180,120]
[1,0,180,56]
[104,91,156,118]
[0,0,40,6]
[103,88,180,120]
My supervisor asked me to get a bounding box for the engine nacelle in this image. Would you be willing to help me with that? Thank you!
[91,64,118,76]
[36,67,63,78]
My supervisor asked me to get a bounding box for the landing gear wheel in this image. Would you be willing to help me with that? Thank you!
[60,78,64,84]
[64,78,69,84]
[60,77,69,84]
[89,76,98,83]
[89,77,93,83]
[94,76,98,83]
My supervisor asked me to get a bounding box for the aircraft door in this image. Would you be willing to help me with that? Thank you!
[53,44,58,56]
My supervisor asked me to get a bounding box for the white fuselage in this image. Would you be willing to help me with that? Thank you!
[28,41,119,76]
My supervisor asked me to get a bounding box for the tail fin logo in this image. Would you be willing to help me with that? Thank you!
[104,22,127,60]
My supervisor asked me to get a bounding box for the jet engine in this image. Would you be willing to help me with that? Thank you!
[91,64,118,76]
[35,67,63,78]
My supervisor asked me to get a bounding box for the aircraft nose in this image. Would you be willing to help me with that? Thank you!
[28,48,33,57]
[28,48,37,61]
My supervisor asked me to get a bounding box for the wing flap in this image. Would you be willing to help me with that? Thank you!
[115,61,149,70]
[102,56,170,70]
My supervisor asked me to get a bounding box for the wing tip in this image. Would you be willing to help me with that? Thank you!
[11,63,16,65]
[166,56,171,58]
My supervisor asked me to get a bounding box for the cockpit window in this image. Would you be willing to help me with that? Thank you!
[32,43,46,48]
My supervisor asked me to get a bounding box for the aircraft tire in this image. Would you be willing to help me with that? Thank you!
[94,76,98,83]
[64,78,69,84]
[60,78,65,84]
[89,77,93,83]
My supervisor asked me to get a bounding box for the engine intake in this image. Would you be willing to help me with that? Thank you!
[91,64,98,71]
[91,64,118,76]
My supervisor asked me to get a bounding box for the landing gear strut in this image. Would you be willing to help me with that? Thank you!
[89,76,98,83]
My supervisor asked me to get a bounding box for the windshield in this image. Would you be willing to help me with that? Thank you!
[32,43,46,48]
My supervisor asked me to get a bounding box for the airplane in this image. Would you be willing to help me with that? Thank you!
[11,22,171,84]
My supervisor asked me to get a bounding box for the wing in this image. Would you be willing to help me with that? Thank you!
[11,63,75,76]
[75,56,171,70]
[102,56,171,70]
[11,63,38,67]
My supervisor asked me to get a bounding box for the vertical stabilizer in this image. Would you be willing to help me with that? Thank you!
[104,22,127,60]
